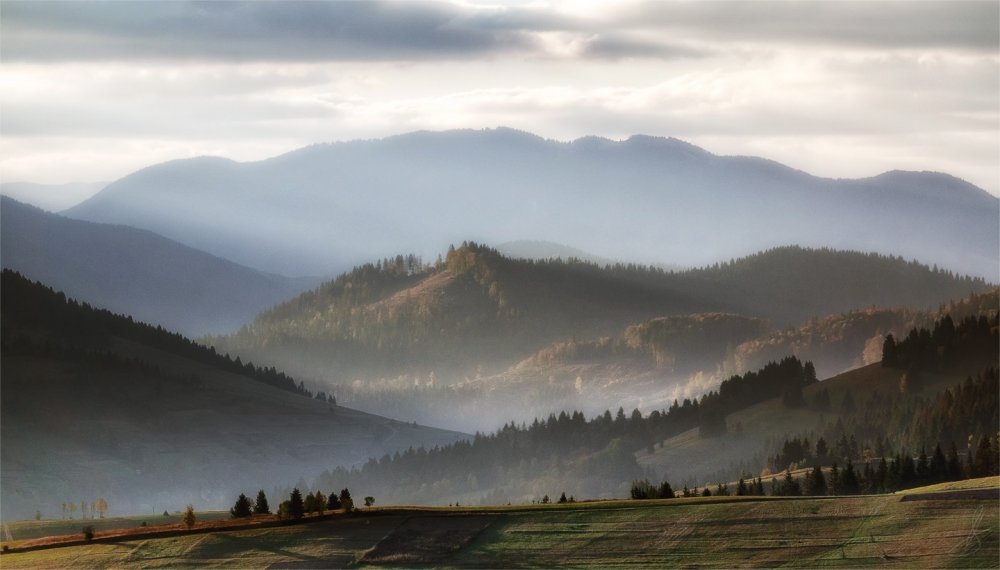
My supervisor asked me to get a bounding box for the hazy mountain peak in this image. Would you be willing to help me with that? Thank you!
[62,128,999,279]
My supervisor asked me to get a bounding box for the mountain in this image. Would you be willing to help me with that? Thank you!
[208,243,991,431]
[64,128,998,279]
[1,197,319,336]
[0,270,466,520]
[1,180,107,211]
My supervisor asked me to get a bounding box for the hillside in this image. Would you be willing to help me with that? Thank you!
[638,358,998,487]
[0,271,466,521]
[208,244,990,430]
[64,128,998,278]
[0,197,318,336]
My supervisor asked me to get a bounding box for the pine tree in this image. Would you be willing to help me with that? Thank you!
[289,488,305,519]
[841,460,861,495]
[881,335,898,367]
[230,493,253,518]
[253,490,270,515]
[339,488,354,512]
[783,471,801,496]
[806,465,826,496]
[327,491,342,511]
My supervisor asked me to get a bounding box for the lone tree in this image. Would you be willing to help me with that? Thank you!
[289,489,305,519]
[231,493,253,518]
[253,490,270,515]
[182,505,196,529]
[558,492,568,504]
[339,489,354,512]
[364,496,375,508]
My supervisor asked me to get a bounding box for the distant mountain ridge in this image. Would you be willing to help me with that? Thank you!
[64,128,999,279]
[1,197,319,336]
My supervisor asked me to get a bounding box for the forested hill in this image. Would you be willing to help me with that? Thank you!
[209,243,990,384]
[0,270,466,520]
[1,269,307,396]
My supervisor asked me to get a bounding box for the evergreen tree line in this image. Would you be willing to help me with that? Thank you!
[308,358,814,504]
[228,488,357,520]
[1,270,311,397]
[882,313,998,372]
[699,356,817,435]
[769,367,998,474]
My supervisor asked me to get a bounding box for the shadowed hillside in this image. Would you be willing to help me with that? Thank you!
[0,271,466,521]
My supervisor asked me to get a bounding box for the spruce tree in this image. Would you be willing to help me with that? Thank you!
[289,488,305,519]
[253,490,270,515]
[807,465,826,496]
[841,460,861,495]
[230,493,253,518]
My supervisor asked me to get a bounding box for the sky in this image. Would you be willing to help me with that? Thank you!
[1,0,998,198]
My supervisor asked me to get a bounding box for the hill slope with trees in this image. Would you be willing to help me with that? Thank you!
[0,271,465,521]
[207,243,990,430]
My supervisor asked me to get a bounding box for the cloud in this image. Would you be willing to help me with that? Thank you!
[1,1,544,62]
[615,0,999,52]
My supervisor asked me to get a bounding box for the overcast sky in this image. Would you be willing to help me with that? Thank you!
[2,0,998,196]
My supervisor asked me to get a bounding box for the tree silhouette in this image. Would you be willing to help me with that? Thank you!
[182,505,196,529]
[230,493,252,518]
[289,489,305,519]
[253,490,270,515]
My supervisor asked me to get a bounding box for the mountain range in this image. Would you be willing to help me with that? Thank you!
[64,128,999,279]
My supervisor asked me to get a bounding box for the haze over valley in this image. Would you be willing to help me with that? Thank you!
[1,2,998,567]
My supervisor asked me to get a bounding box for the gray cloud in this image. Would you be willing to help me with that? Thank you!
[579,34,711,60]
[1,1,544,62]
[8,0,988,64]
[619,0,999,51]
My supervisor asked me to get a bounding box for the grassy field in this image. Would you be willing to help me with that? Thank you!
[2,511,231,542]
[2,490,996,568]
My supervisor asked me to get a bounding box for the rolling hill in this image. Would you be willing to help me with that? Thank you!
[209,243,989,401]
[64,128,999,279]
[0,197,318,336]
[0,271,466,521]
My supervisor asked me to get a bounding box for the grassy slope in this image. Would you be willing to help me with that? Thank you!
[2,492,996,569]
[637,362,986,484]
